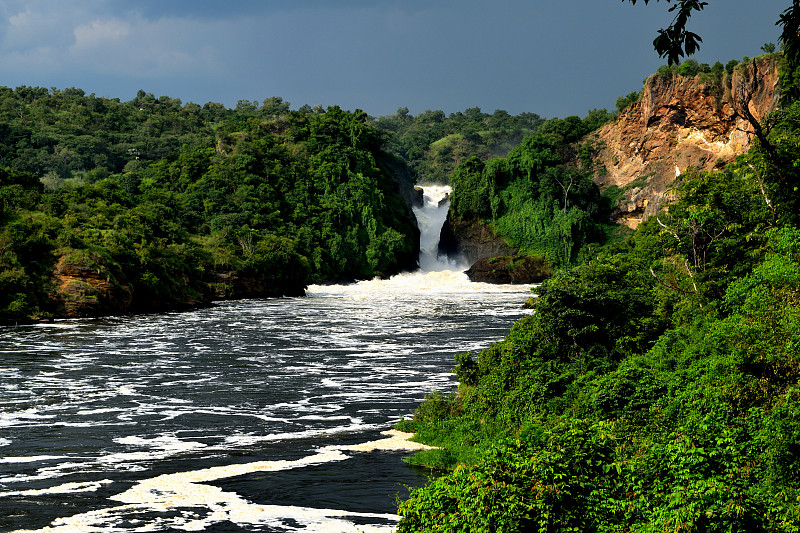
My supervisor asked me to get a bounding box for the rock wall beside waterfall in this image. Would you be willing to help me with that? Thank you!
[438,211,517,266]
[437,210,552,283]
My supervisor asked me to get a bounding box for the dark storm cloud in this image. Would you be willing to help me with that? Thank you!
[0,0,787,118]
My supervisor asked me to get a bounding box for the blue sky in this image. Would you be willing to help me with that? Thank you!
[0,1,787,118]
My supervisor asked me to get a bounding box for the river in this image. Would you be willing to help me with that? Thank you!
[0,187,534,532]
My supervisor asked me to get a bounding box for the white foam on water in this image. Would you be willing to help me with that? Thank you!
[0,480,113,497]
[296,415,354,422]
[11,503,399,533]
[46,421,135,430]
[26,322,80,329]
[0,408,58,427]
[0,437,11,446]
[307,269,535,307]
[223,421,378,447]
[103,435,208,465]
[74,407,126,416]
[160,376,216,387]
[0,228,537,532]
[0,435,212,484]
[0,461,101,484]
[331,429,435,453]
[10,431,427,533]
[321,378,342,388]
[0,455,70,464]
[249,413,293,423]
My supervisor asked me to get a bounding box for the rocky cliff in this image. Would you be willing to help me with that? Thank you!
[438,213,553,283]
[438,211,517,266]
[51,253,134,317]
[465,255,553,284]
[591,56,781,228]
[436,57,781,282]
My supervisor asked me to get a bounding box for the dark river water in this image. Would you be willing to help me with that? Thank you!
[0,270,533,532]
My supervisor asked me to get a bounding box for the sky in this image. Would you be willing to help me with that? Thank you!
[0,0,788,119]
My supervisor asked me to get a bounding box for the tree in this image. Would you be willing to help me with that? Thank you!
[777,3,800,102]
[624,0,708,65]
[260,96,291,116]
[625,2,800,70]
[616,91,640,113]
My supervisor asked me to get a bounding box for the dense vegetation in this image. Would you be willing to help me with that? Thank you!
[396,36,800,533]
[0,91,418,323]
[374,107,546,184]
[446,110,618,267]
[373,93,628,273]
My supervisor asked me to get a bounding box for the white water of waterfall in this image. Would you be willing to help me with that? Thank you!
[412,185,465,272]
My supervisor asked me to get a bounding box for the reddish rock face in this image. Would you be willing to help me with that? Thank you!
[51,254,133,317]
[592,56,781,228]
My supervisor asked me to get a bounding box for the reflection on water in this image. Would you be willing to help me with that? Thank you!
[0,270,533,532]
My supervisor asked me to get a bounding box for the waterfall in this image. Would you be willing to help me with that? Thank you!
[412,185,464,272]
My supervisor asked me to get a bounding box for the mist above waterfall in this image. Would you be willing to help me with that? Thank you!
[412,186,466,272]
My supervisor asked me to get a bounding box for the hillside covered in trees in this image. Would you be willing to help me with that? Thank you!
[395,24,800,533]
[374,106,549,184]
[436,52,781,280]
[0,92,418,323]
[445,111,619,269]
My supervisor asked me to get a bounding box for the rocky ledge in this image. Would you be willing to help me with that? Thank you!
[438,212,517,266]
[48,251,305,320]
[465,255,553,284]
[51,253,134,317]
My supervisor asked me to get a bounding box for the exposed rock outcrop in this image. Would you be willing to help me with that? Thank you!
[49,251,307,319]
[51,254,133,317]
[466,255,553,284]
[438,212,517,266]
[592,56,781,228]
[439,212,555,284]
[210,272,306,300]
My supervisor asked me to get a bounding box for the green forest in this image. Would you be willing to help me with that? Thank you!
[394,7,800,533]
[0,92,419,322]
[447,110,617,267]
[375,107,547,184]
[0,83,614,322]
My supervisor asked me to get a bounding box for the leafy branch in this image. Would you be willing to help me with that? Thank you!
[625,0,708,65]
